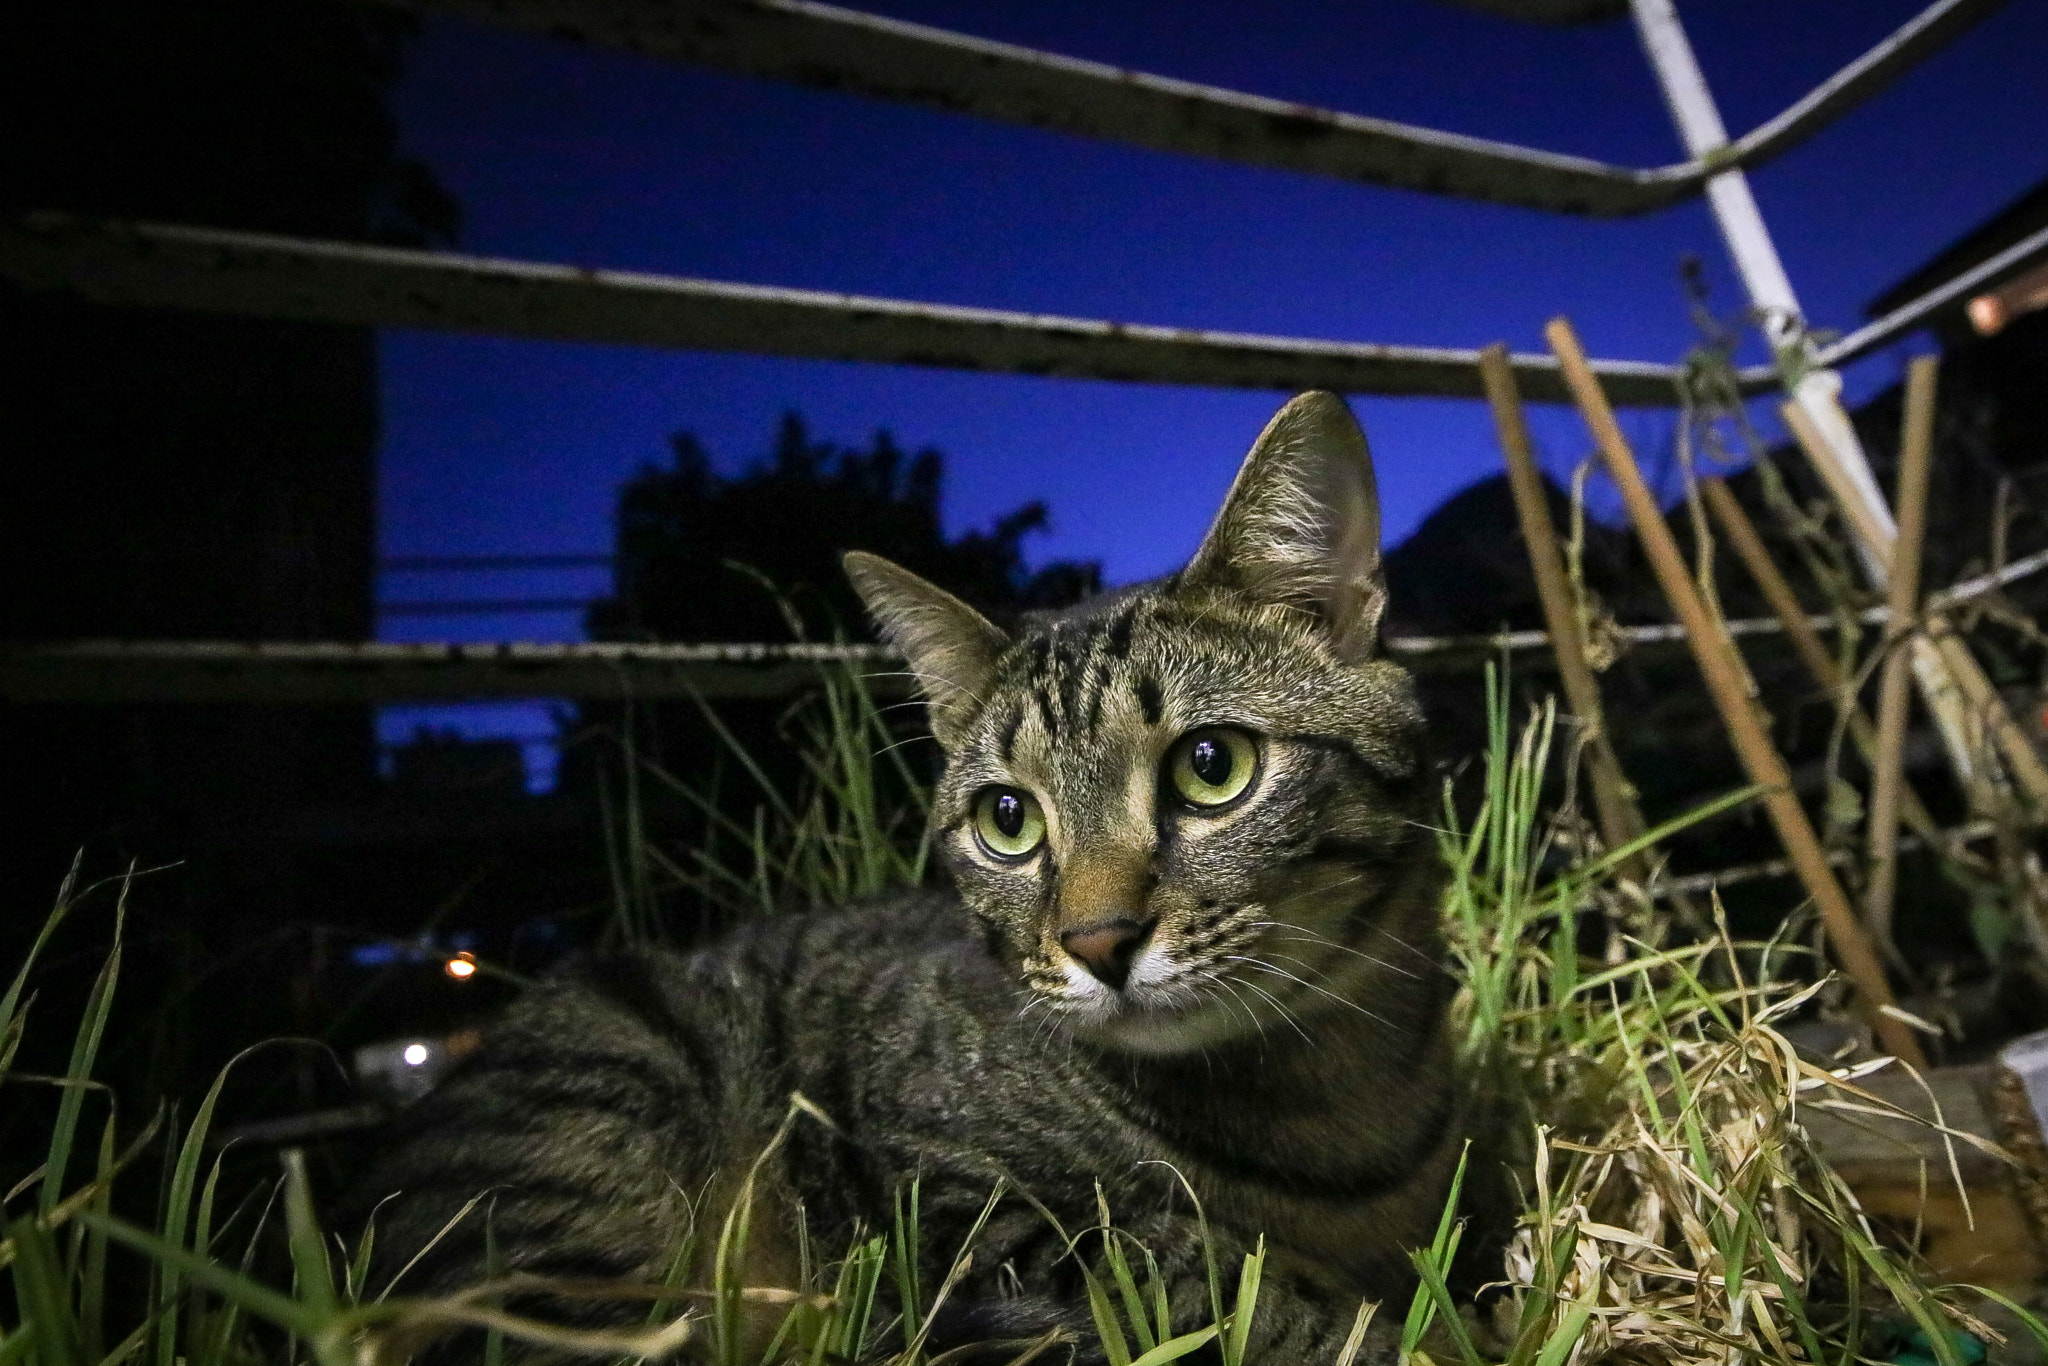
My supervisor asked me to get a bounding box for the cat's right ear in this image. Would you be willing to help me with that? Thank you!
[843,551,1008,750]
[1179,391,1388,663]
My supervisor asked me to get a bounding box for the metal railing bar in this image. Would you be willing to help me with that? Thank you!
[9,541,2043,704]
[382,554,614,571]
[1709,0,2010,203]
[379,598,595,615]
[1654,819,1996,900]
[0,214,1691,405]
[382,0,2005,219]
[1815,220,2048,369]
[21,209,2025,400]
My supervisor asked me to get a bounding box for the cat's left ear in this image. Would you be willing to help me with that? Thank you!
[843,551,1009,750]
[1180,391,1387,662]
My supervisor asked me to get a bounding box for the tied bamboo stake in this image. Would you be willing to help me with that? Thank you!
[1699,477,1941,849]
[1545,316,1927,1069]
[1479,344,1649,882]
[1782,401,2048,815]
[1867,358,1938,958]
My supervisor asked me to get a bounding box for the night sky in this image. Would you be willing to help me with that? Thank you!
[371,0,2048,780]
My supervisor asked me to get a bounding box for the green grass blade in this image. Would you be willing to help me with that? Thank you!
[1143,1245,1171,1344]
[179,1157,226,1366]
[890,1179,923,1344]
[1397,1269,1438,1353]
[1079,1265,1133,1366]
[1965,1287,2048,1351]
[483,1203,505,1366]
[1406,1249,1483,1366]
[1127,1324,1219,1366]
[280,1150,339,1324]
[0,1322,39,1366]
[1572,784,1765,886]
[78,1112,117,1361]
[1220,1235,1263,1366]
[0,866,80,1076]
[75,1212,320,1340]
[1103,1231,1155,1355]
[834,1234,886,1360]
[156,1042,281,1366]
[8,1216,89,1366]
[187,1177,283,1366]
[1530,1301,1594,1366]
[92,1320,149,1366]
[41,895,124,1216]
[1399,1142,1470,1356]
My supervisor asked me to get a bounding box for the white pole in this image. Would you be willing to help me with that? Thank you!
[1629,0,1990,792]
[1630,0,1897,540]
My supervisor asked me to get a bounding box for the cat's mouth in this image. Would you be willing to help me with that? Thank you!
[1041,945,1257,1053]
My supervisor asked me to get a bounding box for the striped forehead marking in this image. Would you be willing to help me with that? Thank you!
[1013,603,1156,744]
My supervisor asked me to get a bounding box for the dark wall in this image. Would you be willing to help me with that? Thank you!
[0,1,450,907]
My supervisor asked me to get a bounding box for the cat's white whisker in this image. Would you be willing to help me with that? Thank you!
[1229,975,1317,1047]
[1251,922,1420,980]
[1226,955,1394,1030]
[1262,948,1341,981]
[1198,972,1267,1042]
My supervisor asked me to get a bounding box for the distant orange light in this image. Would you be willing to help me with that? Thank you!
[445,952,478,980]
[1967,294,2007,337]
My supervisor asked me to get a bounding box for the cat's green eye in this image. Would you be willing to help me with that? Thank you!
[1168,728,1260,808]
[973,787,1046,859]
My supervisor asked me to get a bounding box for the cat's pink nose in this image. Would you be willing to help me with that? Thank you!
[1061,918,1155,991]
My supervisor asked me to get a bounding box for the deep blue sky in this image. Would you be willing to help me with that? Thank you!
[372,0,2048,775]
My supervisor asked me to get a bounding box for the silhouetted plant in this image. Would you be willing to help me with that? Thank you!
[587,413,1100,644]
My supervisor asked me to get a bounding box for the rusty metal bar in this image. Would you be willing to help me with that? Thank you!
[12,535,2048,707]
[0,640,901,705]
[386,0,2005,219]
[381,598,594,616]
[8,533,2044,706]
[1548,314,1926,1068]
[0,630,1648,704]
[383,553,613,571]
[0,214,1688,405]
[1867,357,1938,957]
[17,210,2041,399]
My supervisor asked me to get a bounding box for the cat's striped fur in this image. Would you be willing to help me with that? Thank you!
[358,393,1479,1362]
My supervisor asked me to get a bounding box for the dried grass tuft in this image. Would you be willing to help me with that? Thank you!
[1447,668,2031,1366]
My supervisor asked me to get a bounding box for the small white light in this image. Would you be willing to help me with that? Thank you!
[402,1043,430,1067]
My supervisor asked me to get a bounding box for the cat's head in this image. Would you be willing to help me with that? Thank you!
[845,393,1438,1054]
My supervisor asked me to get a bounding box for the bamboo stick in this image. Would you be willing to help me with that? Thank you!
[1479,344,1649,876]
[1782,401,2048,814]
[1867,358,1938,957]
[1699,477,1940,847]
[1546,316,1927,1068]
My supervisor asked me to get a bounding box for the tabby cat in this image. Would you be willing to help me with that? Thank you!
[359,392,1476,1362]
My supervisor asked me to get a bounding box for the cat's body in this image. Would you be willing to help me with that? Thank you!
[360,394,1482,1362]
